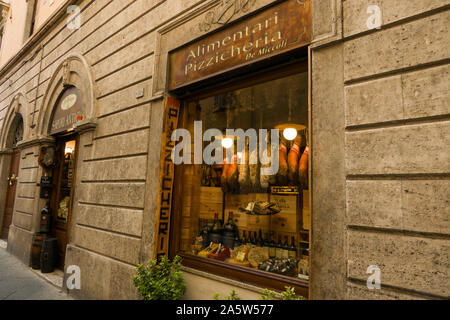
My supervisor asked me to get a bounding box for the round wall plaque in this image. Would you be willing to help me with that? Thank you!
[61,93,77,110]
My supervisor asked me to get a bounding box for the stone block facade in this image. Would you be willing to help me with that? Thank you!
[0,0,448,300]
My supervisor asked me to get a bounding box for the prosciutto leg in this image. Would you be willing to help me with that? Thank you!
[277,137,288,186]
[298,145,309,188]
[287,135,301,186]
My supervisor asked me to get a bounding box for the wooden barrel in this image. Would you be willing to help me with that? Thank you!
[31,233,48,270]
[40,238,58,273]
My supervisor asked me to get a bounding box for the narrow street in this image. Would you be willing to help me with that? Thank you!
[0,241,71,300]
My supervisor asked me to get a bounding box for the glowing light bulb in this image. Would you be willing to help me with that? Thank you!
[222,137,233,149]
[283,128,297,141]
[65,147,73,154]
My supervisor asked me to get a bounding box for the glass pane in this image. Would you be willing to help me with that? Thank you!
[178,72,310,281]
[56,140,76,222]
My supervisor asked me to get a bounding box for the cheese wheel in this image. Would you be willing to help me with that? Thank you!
[248,247,270,268]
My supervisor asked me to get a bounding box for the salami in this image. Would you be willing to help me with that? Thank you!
[259,138,272,192]
[221,157,229,193]
[298,145,309,188]
[227,154,239,193]
[277,136,288,186]
[287,135,301,186]
[238,140,251,193]
[249,148,260,193]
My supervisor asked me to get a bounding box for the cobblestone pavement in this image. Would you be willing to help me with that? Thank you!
[0,243,72,300]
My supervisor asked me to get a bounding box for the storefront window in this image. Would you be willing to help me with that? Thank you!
[176,70,310,282]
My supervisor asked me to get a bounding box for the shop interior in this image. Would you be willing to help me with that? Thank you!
[171,60,311,289]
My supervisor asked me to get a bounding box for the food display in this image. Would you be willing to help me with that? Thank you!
[57,196,70,220]
[259,258,297,277]
[194,196,309,279]
[179,72,310,281]
[189,134,310,279]
[248,247,269,268]
[239,201,280,215]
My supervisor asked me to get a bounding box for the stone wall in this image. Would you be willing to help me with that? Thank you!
[0,0,287,300]
[310,0,449,299]
[0,0,185,299]
[0,0,448,300]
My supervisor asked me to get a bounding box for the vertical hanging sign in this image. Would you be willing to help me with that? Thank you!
[154,97,180,258]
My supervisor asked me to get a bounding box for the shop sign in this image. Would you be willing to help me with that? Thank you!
[169,0,311,90]
[50,87,84,135]
[154,97,181,258]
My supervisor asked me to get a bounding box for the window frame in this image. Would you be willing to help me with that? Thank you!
[168,59,311,297]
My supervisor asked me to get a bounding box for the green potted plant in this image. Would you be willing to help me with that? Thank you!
[260,286,306,300]
[133,255,187,300]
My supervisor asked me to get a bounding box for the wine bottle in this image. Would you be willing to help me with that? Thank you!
[200,218,210,248]
[209,212,223,244]
[257,229,264,247]
[242,230,248,244]
[262,233,270,255]
[275,235,283,259]
[223,211,236,248]
[288,236,297,259]
[269,234,276,258]
[248,231,256,245]
[223,212,235,236]
[282,236,290,259]
[233,232,241,248]
[231,212,239,236]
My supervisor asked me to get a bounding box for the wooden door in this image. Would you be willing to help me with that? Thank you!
[50,135,78,269]
[1,149,21,239]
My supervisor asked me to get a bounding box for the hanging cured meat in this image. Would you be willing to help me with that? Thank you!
[287,135,301,186]
[221,156,229,193]
[260,136,275,192]
[249,147,260,193]
[227,154,239,193]
[277,136,288,186]
[238,140,251,193]
[298,145,309,188]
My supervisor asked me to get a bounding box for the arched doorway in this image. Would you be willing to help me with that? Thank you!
[46,86,83,269]
[37,54,97,271]
[1,115,24,239]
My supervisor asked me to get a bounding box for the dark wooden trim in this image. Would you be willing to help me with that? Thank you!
[307,45,312,299]
[50,133,79,270]
[168,102,188,259]
[1,149,21,238]
[153,98,181,258]
[66,134,79,252]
